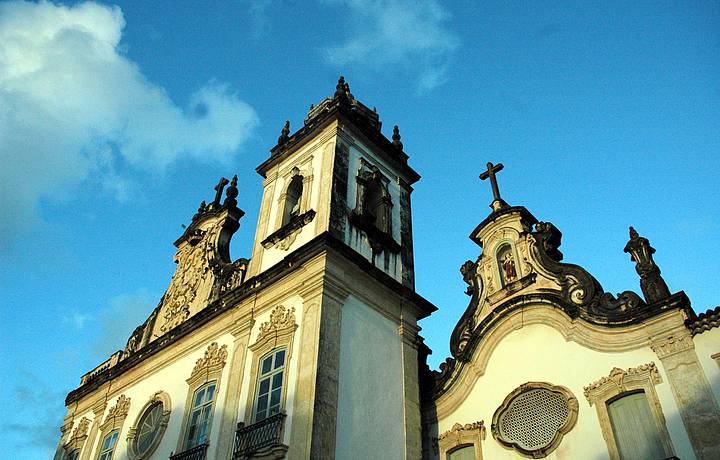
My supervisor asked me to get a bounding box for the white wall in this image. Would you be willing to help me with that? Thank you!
[435,323,698,460]
[335,295,405,460]
[694,328,720,403]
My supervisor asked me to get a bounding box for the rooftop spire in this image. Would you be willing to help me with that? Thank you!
[392,125,403,150]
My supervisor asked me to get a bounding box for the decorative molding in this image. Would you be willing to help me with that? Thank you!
[584,363,660,404]
[63,417,90,451]
[253,305,298,351]
[582,363,674,460]
[491,382,578,459]
[106,394,131,420]
[189,342,228,381]
[437,421,485,460]
[431,304,688,418]
[650,331,694,359]
[262,210,316,250]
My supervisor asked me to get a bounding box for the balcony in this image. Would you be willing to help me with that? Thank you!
[170,443,208,460]
[232,412,288,459]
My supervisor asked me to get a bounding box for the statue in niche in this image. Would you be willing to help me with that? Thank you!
[497,244,517,286]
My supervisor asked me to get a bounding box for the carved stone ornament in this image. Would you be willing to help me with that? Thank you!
[251,305,298,352]
[439,421,485,441]
[650,331,694,359]
[438,421,486,460]
[491,382,578,459]
[190,342,228,379]
[107,394,131,420]
[583,362,660,405]
[64,416,90,450]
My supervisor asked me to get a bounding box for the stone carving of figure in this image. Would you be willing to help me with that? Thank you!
[503,252,517,283]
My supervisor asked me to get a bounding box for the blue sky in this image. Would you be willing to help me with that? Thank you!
[1,0,718,456]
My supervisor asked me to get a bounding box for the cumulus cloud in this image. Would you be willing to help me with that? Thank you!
[0,1,258,247]
[322,0,459,91]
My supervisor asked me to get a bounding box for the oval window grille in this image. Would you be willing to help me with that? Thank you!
[492,382,578,458]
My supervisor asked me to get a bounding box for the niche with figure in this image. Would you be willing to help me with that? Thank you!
[497,243,518,287]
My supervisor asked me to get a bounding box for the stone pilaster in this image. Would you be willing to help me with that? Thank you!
[215,315,255,460]
[398,317,422,460]
[309,284,347,459]
[79,400,107,460]
[53,416,74,460]
[651,329,720,459]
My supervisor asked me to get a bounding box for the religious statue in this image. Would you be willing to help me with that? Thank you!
[502,252,517,283]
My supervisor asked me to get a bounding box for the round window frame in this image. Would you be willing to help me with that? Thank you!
[127,391,172,460]
[491,382,578,458]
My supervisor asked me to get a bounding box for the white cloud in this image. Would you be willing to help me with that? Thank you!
[0,1,258,247]
[322,0,459,90]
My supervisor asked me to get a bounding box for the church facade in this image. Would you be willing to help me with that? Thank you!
[56,79,720,460]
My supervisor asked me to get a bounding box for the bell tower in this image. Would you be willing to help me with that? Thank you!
[242,77,434,459]
[246,77,418,289]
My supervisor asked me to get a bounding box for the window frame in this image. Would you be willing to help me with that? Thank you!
[274,164,314,232]
[127,391,172,460]
[183,381,218,449]
[176,341,228,454]
[437,421,485,460]
[97,430,120,460]
[583,362,674,460]
[252,348,288,422]
[94,394,130,460]
[244,305,298,424]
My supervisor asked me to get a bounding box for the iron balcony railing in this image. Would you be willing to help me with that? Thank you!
[169,443,208,460]
[232,412,286,459]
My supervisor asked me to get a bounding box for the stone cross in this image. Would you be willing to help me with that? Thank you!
[212,177,230,207]
[480,162,507,209]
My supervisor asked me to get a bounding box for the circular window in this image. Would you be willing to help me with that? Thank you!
[136,403,163,454]
[491,382,578,458]
[128,392,171,460]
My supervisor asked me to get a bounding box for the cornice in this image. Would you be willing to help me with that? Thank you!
[66,231,437,405]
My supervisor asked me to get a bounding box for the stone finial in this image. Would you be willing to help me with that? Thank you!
[335,75,349,98]
[392,125,403,150]
[224,175,238,207]
[278,120,290,144]
[623,226,671,303]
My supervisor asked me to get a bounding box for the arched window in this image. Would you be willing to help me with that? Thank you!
[447,444,475,460]
[607,391,665,460]
[184,382,217,449]
[254,348,286,422]
[282,176,303,226]
[97,431,119,460]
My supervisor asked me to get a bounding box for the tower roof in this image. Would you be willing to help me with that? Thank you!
[257,76,420,183]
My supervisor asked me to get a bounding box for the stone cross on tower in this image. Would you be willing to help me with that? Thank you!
[480,161,509,211]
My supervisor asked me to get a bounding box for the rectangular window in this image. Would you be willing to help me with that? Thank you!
[184,382,216,449]
[607,392,665,460]
[254,348,286,421]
